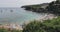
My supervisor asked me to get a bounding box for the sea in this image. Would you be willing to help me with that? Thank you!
[0,7,45,24]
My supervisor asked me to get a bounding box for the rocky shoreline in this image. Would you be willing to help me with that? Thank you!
[21,3,49,13]
[0,13,58,31]
[23,13,58,25]
[21,2,59,25]
[21,0,60,16]
[0,24,23,30]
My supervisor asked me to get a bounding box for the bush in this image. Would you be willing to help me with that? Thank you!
[0,28,22,32]
[23,17,60,32]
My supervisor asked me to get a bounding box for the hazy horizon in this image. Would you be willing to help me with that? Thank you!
[0,0,55,7]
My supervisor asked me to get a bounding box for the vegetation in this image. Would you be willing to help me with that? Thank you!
[0,28,22,32]
[23,17,60,32]
[21,3,48,13]
[22,0,60,15]
[0,0,60,32]
[1,17,60,32]
[46,0,60,15]
[19,0,60,32]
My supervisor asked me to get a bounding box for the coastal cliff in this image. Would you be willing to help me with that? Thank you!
[21,3,49,13]
[21,0,60,16]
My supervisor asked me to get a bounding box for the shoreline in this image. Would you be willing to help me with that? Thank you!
[23,13,57,25]
[36,13,57,20]
[0,13,58,30]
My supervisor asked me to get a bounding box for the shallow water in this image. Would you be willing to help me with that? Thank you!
[0,7,45,24]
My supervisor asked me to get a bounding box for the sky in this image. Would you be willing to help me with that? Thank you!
[0,0,55,7]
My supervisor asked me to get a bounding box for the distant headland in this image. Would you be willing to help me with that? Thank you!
[21,0,60,16]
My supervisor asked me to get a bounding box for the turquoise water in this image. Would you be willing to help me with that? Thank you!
[0,8,44,24]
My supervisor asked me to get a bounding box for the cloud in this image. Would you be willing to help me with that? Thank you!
[0,0,55,7]
[0,0,18,7]
[17,0,55,6]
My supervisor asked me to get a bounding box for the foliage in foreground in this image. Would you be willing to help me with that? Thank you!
[23,17,60,32]
[0,28,22,32]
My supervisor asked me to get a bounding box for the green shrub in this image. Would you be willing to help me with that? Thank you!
[0,28,22,32]
[23,17,60,32]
